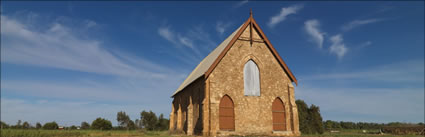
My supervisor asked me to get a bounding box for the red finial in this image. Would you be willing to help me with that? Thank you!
[250,8,252,17]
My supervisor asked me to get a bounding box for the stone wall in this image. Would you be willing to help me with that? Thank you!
[169,77,205,135]
[170,22,300,136]
[207,26,299,136]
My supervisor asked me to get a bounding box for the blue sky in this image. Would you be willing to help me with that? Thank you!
[1,1,424,126]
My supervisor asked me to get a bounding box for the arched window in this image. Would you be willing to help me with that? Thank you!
[244,60,260,96]
[219,95,235,130]
[272,98,286,131]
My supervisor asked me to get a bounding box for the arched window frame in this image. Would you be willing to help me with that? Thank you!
[243,59,261,96]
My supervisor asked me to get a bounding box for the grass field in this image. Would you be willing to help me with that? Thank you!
[1,129,423,137]
[301,129,423,137]
[0,129,174,137]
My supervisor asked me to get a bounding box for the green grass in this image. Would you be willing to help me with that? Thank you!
[1,129,423,137]
[302,129,423,137]
[0,129,178,137]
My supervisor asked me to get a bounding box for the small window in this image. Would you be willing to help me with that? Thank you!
[244,60,260,96]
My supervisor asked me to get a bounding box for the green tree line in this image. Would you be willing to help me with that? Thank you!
[2,102,422,134]
[323,120,425,130]
[0,110,168,131]
[295,99,423,135]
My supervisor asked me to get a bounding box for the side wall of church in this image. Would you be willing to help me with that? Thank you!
[169,78,205,135]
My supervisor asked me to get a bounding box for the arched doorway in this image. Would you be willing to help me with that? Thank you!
[219,95,235,130]
[272,98,286,131]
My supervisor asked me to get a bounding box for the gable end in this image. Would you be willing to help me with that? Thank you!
[204,15,298,85]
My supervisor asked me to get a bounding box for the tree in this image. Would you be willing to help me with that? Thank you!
[296,99,324,134]
[36,122,42,129]
[91,117,112,130]
[81,121,90,129]
[22,121,31,129]
[296,100,311,134]
[117,111,131,130]
[340,121,356,129]
[156,114,169,130]
[15,120,22,129]
[141,110,158,130]
[332,121,341,129]
[43,121,58,130]
[70,125,77,130]
[135,119,141,129]
[324,120,340,130]
[127,120,136,130]
[1,121,9,129]
[308,104,324,134]
[324,120,333,130]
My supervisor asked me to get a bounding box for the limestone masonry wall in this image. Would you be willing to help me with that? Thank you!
[170,22,299,137]
[170,77,205,135]
[207,26,299,136]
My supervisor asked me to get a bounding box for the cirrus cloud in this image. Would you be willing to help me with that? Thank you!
[304,19,325,48]
[268,5,303,28]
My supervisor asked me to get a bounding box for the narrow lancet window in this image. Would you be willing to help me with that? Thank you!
[244,60,260,96]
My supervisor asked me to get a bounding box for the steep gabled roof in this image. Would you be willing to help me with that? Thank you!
[171,25,243,96]
[172,14,297,97]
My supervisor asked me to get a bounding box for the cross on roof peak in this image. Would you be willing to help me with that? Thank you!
[250,9,253,17]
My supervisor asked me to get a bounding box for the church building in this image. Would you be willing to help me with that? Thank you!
[169,11,300,136]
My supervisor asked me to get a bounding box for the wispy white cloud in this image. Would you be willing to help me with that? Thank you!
[187,25,217,49]
[268,5,303,28]
[159,26,197,49]
[329,34,348,59]
[3,80,139,102]
[304,19,325,48]
[1,13,186,126]
[358,41,372,48]
[215,21,232,35]
[1,98,169,126]
[1,15,173,79]
[177,34,194,48]
[158,26,178,45]
[158,26,203,60]
[296,60,424,123]
[342,18,383,31]
[84,19,97,28]
[296,86,424,123]
[157,24,217,60]
[302,60,424,83]
[234,0,248,8]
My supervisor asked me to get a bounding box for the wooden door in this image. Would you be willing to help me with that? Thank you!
[272,98,286,131]
[219,95,234,130]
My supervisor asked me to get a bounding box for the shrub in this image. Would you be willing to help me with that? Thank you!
[43,121,58,130]
[296,99,324,134]
[1,121,9,129]
[22,121,31,129]
[141,110,158,130]
[156,114,169,130]
[81,121,90,129]
[36,122,42,129]
[91,117,112,130]
[382,125,425,135]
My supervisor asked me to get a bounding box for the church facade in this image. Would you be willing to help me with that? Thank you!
[169,12,300,136]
